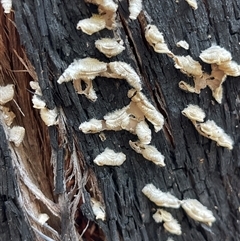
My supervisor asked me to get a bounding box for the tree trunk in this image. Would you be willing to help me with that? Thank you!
[0,0,240,240]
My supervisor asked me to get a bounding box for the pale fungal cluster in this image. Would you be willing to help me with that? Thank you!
[185,0,198,10]
[77,0,118,34]
[142,184,181,208]
[145,25,173,55]
[8,126,25,147]
[77,0,142,34]
[181,199,216,226]
[79,89,165,166]
[90,198,106,221]
[179,45,240,103]
[53,0,232,232]
[142,183,216,235]
[30,81,59,126]
[176,40,189,50]
[182,104,234,150]
[129,0,142,20]
[57,58,142,101]
[153,209,182,235]
[93,148,126,166]
[95,38,125,58]
[144,24,240,104]
[0,84,14,105]
[0,85,25,147]
[0,0,12,13]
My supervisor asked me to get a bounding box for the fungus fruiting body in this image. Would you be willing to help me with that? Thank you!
[76,14,106,35]
[129,141,165,166]
[1,0,12,13]
[135,120,152,144]
[181,199,216,226]
[197,120,234,149]
[153,209,182,235]
[90,198,106,221]
[142,184,181,208]
[185,0,198,10]
[78,0,118,33]
[0,106,16,126]
[176,40,189,50]
[93,148,126,166]
[128,0,142,20]
[145,25,172,55]
[199,46,232,64]
[128,89,164,132]
[181,104,206,122]
[57,58,107,84]
[108,62,142,91]
[173,55,203,76]
[79,119,104,133]
[95,38,125,58]
[163,219,182,235]
[182,105,234,150]
[0,84,14,105]
[8,126,25,147]
[40,107,59,126]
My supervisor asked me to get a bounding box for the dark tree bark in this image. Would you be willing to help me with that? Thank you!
[0,0,240,241]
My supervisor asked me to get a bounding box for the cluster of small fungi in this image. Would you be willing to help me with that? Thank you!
[145,24,240,104]
[142,183,216,235]
[6,0,237,236]
[0,84,25,147]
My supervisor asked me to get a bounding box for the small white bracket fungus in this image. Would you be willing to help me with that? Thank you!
[79,118,105,133]
[129,141,165,166]
[0,84,14,105]
[199,46,232,65]
[196,120,234,150]
[185,0,198,10]
[107,62,142,91]
[128,89,164,132]
[104,106,134,132]
[218,60,240,77]
[145,25,164,46]
[181,104,205,122]
[73,78,97,102]
[85,0,118,29]
[135,120,152,144]
[57,58,107,84]
[145,25,173,55]
[90,198,106,221]
[38,213,50,225]
[173,55,203,77]
[8,126,25,147]
[176,40,189,50]
[153,209,182,235]
[153,209,174,223]
[1,0,12,13]
[142,183,181,208]
[32,94,46,109]
[57,58,108,101]
[40,107,59,126]
[129,0,142,20]
[181,199,216,226]
[76,14,106,35]
[182,105,233,150]
[176,46,240,104]
[163,219,182,236]
[95,38,125,58]
[0,106,16,126]
[93,148,126,166]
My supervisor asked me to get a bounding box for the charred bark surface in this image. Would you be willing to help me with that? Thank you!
[0,0,239,241]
